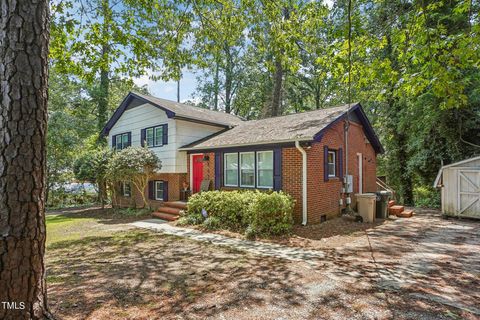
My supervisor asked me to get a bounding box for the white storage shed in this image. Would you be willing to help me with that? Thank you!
[434,155,480,219]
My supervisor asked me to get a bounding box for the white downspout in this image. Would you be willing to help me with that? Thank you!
[295,141,308,225]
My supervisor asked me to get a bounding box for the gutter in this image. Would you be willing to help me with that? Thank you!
[179,137,311,152]
[295,140,308,225]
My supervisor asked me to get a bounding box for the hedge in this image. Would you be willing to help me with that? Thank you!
[178,190,295,238]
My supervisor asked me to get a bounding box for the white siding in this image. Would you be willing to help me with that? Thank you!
[175,120,224,172]
[108,103,225,173]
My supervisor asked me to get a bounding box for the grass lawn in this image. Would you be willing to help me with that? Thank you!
[46,207,477,320]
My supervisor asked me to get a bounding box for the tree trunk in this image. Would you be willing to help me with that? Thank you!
[97,53,110,135]
[97,0,111,138]
[177,79,180,103]
[213,57,219,111]
[270,58,283,117]
[223,44,233,114]
[0,0,52,319]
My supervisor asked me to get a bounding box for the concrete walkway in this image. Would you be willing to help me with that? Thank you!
[131,219,325,264]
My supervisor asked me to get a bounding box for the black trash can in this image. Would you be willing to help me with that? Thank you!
[375,191,391,219]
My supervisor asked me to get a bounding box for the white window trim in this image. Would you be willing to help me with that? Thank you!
[122,181,131,197]
[256,150,274,189]
[155,181,164,200]
[145,124,165,148]
[240,152,255,188]
[328,150,336,178]
[224,152,239,187]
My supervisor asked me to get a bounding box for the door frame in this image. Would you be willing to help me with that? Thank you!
[190,153,203,194]
[357,153,363,194]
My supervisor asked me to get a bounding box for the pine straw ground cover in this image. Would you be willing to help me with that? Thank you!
[174,215,390,250]
[46,207,478,320]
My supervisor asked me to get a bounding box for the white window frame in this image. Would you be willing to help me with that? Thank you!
[114,132,129,150]
[122,181,131,197]
[155,181,164,200]
[240,152,255,188]
[328,150,336,177]
[145,125,165,148]
[224,152,239,187]
[256,150,274,188]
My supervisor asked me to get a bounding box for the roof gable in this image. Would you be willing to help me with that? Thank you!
[100,92,243,137]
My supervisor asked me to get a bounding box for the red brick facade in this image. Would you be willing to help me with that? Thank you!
[184,118,377,225]
[115,172,187,209]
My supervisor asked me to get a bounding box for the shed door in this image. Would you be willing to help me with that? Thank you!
[457,170,480,217]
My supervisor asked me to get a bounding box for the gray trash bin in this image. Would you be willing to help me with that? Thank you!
[375,191,391,219]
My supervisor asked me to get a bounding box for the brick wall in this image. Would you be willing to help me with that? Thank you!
[282,147,303,223]
[115,172,187,209]
[180,120,377,225]
[282,119,377,224]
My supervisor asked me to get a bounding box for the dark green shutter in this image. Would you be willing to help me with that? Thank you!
[324,146,329,182]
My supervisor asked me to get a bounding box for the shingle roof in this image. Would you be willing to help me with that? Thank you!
[100,92,243,137]
[181,103,361,150]
[132,92,243,126]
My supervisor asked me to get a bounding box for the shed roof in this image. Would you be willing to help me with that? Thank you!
[433,155,480,187]
[180,103,384,153]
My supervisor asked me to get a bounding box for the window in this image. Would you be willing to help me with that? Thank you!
[114,133,130,150]
[145,125,165,147]
[223,150,274,189]
[240,152,255,187]
[122,181,131,197]
[155,181,164,200]
[224,153,238,186]
[257,151,274,188]
[328,150,336,177]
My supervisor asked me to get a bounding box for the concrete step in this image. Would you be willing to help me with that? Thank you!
[163,201,187,210]
[389,205,405,216]
[388,200,396,208]
[152,211,179,221]
[398,210,414,218]
[156,206,182,216]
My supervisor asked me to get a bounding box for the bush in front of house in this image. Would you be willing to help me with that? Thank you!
[184,190,295,237]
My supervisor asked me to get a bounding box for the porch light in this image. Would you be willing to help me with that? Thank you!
[202,155,210,162]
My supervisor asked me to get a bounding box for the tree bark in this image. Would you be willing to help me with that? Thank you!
[97,0,111,137]
[0,0,52,319]
[223,43,233,114]
[270,58,283,116]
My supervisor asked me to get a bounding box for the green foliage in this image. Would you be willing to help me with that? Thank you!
[74,148,111,183]
[46,189,98,210]
[413,187,441,209]
[202,216,221,230]
[246,191,295,236]
[106,147,161,208]
[106,147,161,182]
[113,207,152,217]
[185,190,295,237]
[177,214,204,226]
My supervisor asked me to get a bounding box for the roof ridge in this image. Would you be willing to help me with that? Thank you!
[131,91,245,120]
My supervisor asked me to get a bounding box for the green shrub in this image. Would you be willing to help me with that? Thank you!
[413,186,440,208]
[185,190,295,237]
[203,216,221,230]
[177,214,204,226]
[247,191,295,236]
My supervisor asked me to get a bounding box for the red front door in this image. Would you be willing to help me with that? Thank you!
[192,155,204,193]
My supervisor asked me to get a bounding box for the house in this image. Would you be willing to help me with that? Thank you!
[434,155,480,219]
[101,91,384,224]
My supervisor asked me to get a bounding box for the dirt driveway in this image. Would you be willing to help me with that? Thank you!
[46,208,479,319]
